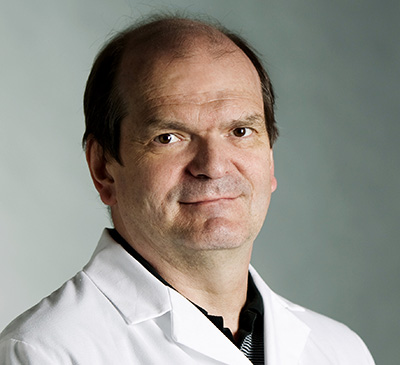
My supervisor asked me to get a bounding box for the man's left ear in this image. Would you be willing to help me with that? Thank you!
[270,149,277,193]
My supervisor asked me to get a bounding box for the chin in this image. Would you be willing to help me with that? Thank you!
[175,218,255,251]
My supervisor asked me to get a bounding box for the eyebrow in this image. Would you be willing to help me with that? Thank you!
[144,118,192,133]
[228,113,265,129]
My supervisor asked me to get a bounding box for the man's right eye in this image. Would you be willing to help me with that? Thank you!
[153,133,180,144]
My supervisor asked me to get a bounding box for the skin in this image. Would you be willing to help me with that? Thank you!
[87,36,277,336]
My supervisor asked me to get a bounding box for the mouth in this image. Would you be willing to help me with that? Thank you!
[180,196,239,205]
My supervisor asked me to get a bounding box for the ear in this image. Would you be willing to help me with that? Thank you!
[86,138,117,206]
[269,149,277,193]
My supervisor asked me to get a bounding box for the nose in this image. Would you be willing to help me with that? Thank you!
[186,137,231,179]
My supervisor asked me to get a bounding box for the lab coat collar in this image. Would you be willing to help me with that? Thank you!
[83,230,252,364]
[84,230,310,364]
[83,230,253,364]
[250,266,311,364]
[83,229,172,325]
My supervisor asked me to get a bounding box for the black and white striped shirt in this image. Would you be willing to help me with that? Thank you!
[197,275,264,365]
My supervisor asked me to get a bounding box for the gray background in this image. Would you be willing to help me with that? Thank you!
[1,0,399,363]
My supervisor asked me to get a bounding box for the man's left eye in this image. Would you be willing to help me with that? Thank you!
[154,133,180,144]
[232,127,253,137]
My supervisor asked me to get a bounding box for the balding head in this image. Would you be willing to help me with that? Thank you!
[122,18,232,58]
[117,19,237,101]
[83,15,278,163]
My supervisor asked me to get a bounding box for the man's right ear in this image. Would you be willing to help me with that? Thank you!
[86,138,117,206]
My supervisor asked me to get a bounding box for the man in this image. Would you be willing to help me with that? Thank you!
[0,15,374,364]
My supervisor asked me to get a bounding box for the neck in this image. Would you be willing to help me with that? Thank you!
[166,259,250,335]
[143,241,252,336]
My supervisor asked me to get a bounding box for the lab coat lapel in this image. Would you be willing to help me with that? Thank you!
[250,266,310,365]
[168,288,253,365]
[83,230,172,325]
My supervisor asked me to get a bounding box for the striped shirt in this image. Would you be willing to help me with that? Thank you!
[197,275,264,365]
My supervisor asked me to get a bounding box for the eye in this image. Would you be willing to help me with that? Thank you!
[154,133,181,144]
[232,127,253,137]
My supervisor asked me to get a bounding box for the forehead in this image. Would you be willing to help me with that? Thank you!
[118,37,263,123]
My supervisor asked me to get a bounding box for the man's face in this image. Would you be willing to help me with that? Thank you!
[103,44,277,261]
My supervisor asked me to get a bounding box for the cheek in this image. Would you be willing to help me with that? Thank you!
[244,156,274,214]
[120,160,182,203]
[241,152,272,185]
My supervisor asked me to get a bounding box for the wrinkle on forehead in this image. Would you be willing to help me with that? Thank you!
[143,90,261,107]
[136,51,260,104]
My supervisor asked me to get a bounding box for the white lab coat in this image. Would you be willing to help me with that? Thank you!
[0,230,375,364]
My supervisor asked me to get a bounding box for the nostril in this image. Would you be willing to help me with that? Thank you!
[196,174,210,179]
